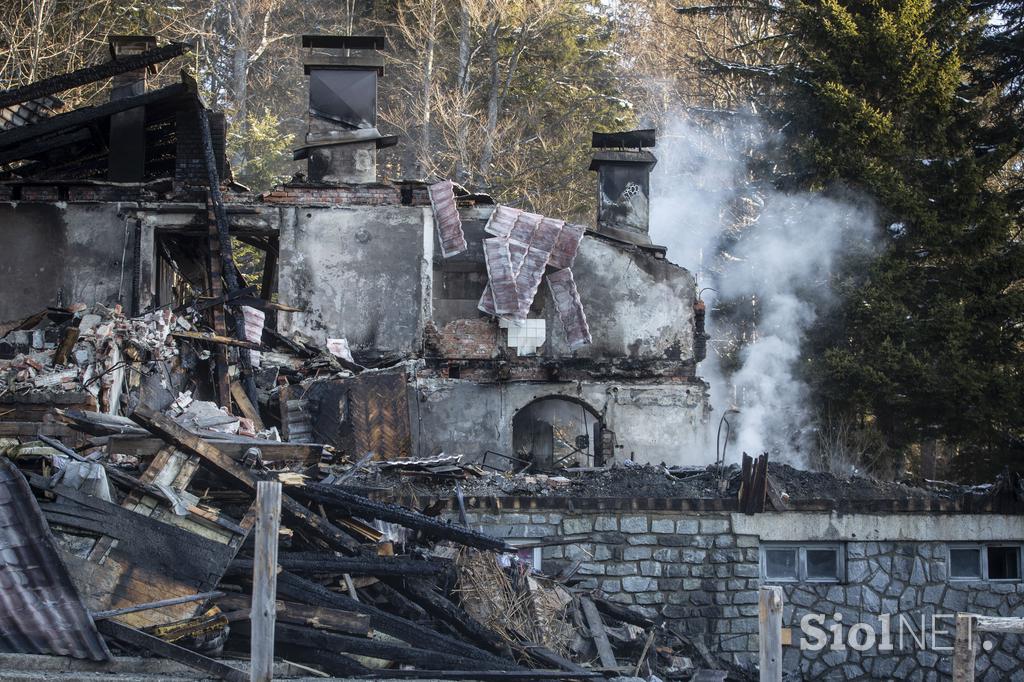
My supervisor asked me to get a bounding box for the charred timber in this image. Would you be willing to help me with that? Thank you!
[290,481,508,551]
[236,621,500,671]
[227,554,449,578]
[276,571,519,669]
[0,43,191,110]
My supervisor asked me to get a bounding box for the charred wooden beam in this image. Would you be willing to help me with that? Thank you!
[0,83,190,151]
[590,595,656,628]
[216,593,370,635]
[276,571,518,669]
[398,578,509,654]
[290,481,508,551]
[0,43,190,110]
[236,621,498,671]
[96,619,245,682]
[228,554,449,578]
[130,405,361,554]
[351,670,604,680]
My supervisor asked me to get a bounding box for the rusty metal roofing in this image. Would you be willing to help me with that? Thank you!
[549,222,585,270]
[547,268,591,349]
[483,205,522,238]
[0,457,110,661]
[428,180,467,257]
[508,211,542,243]
[482,238,521,316]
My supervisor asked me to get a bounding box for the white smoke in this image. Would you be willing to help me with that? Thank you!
[649,117,876,467]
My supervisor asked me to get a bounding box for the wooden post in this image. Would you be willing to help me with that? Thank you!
[251,481,282,682]
[758,586,783,682]
[953,613,976,682]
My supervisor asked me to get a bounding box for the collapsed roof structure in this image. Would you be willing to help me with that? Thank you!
[0,34,1021,682]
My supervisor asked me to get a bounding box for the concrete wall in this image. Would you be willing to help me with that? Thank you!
[431,207,698,363]
[278,205,433,359]
[544,237,696,361]
[0,202,132,321]
[411,377,708,465]
[453,508,1024,680]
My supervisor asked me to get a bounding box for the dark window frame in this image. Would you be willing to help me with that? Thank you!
[948,543,1022,582]
[759,543,844,583]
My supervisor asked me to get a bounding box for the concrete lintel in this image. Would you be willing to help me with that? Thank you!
[731,511,1024,542]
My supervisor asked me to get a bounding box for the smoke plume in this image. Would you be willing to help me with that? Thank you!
[649,118,876,467]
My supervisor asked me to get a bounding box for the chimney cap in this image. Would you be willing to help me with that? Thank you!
[304,53,385,76]
[592,129,655,149]
[302,35,388,51]
[588,149,656,171]
[108,35,157,60]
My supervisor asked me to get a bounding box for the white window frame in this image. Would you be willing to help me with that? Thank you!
[760,543,844,583]
[948,543,1022,582]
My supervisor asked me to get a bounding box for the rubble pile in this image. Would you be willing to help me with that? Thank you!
[0,303,714,682]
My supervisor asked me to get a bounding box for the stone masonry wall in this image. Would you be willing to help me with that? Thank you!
[454,508,1024,681]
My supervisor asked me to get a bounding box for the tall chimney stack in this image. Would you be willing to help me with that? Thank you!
[107,35,156,182]
[295,35,397,184]
[589,129,657,245]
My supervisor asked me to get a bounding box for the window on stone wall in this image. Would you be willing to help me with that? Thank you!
[760,544,844,583]
[950,544,1021,581]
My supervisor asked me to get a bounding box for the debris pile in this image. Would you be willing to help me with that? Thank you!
[0,302,708,681]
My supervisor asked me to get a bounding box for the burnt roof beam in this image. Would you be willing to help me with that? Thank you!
[0,82,191,153]
[0,42,191,111]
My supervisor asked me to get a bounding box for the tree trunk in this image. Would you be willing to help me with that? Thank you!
[455,2,472,182]
[478,19,500,188]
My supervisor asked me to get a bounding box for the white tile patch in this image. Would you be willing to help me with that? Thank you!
[500,318,546,356]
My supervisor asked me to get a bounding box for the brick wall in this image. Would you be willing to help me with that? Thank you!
[425,319,501,360]
[262,183,401,206]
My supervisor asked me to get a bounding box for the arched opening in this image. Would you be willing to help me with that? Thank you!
[512,397,601,472]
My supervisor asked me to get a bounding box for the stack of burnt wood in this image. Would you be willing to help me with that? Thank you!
[0,395,703,681]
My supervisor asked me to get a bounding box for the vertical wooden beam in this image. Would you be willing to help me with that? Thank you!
[758,586,783,682]
[251,481,282,682]
[953,613,975,682]
[579,595,616,669]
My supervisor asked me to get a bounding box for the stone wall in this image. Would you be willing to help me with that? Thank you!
[452,507,1024,680]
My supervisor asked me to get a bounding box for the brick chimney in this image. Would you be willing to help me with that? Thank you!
[107,35,156,182]
[296,35,397,184]
[589,129,657,245]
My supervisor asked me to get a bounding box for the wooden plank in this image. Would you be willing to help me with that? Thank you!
[953,613,975,682]
[974,615,1024,634]
[580,596,616,668]
[96,619,246,682]
[105,434,322,464]
[758,586,783,682]
[130,406,360,554]
[173,330,263,350]
[92,591,224,620]
[216,594,371,636]
[251,481,282,682]
[231,381,265,430]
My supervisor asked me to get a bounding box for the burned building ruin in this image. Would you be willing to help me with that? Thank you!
[0,34,1022,682]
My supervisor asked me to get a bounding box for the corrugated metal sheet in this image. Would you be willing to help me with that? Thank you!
[481,238,521,316]
[0,457,110,661]
[508,211,542,243]
[428,180,467,257]
[549,222,585,270]
[483,205,522,238]
[532,217,565,254]
[547,268,592,349]
[513,247,552,320]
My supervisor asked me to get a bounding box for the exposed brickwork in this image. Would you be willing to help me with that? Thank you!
[175,109,227,185]
[425,319,500,360]
[262,183,401,206]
